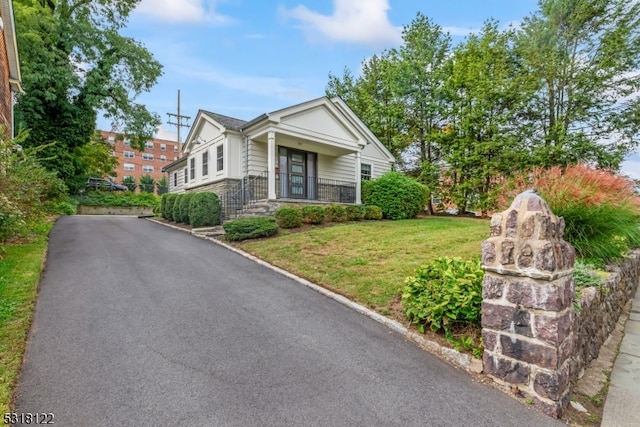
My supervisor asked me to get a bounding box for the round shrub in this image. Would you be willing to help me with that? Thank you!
[189,192,221,227]
[301,205,325,224]
[223,217,279,241]
[345,205,365,221]
[173,194,183,222]
[53,201,76,215]
[178,193,195,223]
[275,206,303,229]
[160,194,167,217]
[163,194,178,221]
[361,171,428,220]
[402,257,484,337]
[325,205,346,222]
[364,205,383,220]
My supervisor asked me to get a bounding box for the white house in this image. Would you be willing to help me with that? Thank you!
[163,96,395,219]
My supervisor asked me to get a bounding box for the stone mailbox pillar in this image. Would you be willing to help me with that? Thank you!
[481,190,576,417]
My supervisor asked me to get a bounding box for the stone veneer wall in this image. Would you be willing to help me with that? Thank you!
[185,179,241,197]
[571,250,640,380]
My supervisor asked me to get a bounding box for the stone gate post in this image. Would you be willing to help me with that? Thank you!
[481,190,576,417]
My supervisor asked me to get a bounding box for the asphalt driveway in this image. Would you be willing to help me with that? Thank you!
[14,215,563,426]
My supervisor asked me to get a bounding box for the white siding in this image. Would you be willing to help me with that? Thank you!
[227,133,243,178]
[247,139,268,175]
[317,153,356,183]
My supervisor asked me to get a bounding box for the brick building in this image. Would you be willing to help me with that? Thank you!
[0,0,23,138]
[100,130,183,191]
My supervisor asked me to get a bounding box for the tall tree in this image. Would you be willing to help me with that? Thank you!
[517,0,640,168]
[13,0,163,190]
[440,20,523,215]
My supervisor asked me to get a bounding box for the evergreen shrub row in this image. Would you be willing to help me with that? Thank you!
[160,192,221,227]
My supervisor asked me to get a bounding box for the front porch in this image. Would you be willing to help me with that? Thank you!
[219,172,357,221]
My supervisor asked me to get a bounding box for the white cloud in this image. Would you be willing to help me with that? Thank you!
[135,0,233,24]
[282,0,402,47]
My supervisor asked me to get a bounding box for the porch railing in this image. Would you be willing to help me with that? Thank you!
[219,172,356,221]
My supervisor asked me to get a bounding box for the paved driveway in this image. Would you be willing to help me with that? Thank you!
[14,216,563,426]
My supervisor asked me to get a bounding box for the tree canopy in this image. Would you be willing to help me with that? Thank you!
[13,0,162,190]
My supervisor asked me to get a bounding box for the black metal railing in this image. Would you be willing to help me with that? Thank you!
[219,172,356,221]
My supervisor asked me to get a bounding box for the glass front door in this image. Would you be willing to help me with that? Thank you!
[288,150,306,199]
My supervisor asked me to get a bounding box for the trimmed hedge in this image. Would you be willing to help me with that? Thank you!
[364,205,383,220]
[178,193,195,224]
[275,206,303,229]
[163,194,178,221]
[345,205,365,221]
[301,205,325,224]
[223,217,279,241]
[362,171,428,220]
[173,194,183,223]
[189,192,221,227]
[325,205,346,222]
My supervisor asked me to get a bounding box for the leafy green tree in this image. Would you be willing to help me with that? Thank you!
[156,176,168,195]
[13,0,163,188]
[139,174,155,193]
[72,131,119,192]
[122,176,136,192]
[517,0,640,168]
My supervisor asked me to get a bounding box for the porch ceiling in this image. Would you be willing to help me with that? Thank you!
[252,132,357,157]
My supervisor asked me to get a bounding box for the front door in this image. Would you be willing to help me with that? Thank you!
[288,150,306,199]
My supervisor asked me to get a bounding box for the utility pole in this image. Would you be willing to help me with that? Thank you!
[166,90,191,146]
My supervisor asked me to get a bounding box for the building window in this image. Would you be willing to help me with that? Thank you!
[143,165,154,173]
[107,136,115,144]
[124,163,135,171]
[174,145,178,152]
[142,153,154,161]
[174,156,178,161]
[184,168,188,183]
[145,141,154,149]
[123,139,131,146]
[361,163,372,181]
[190,158,195,180]
[124,151,134,159]
[160,143,166,151]
[160,155,166,162]
[202,151,209,176]
[173,172,178,187]
[216,145,223,171]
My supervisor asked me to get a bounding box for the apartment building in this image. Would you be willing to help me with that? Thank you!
[100,130,183,190]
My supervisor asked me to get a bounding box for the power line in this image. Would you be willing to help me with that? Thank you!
[166,89,191,144]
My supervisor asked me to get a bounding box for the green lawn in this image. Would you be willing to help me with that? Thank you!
[0,225,51,415]
[238,217,489,313]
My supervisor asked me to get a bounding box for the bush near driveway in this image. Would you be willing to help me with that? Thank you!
[223,217,279,241]
[275,206,303,229]
[301,205,325,224]
[362,171,428,220]
[189,192,221,227]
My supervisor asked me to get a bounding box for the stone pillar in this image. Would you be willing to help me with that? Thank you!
[481,190,576,417]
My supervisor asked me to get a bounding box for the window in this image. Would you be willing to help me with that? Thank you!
[143,165,154,173]
[361,163,372,181]
[216,145,223,171]
[124,163,135,171]
[123,139,131,146]
[173,172,178,187]
[160,143,166,151]
[142,153,154,161]
[174,156,178,161]
[184,168,188,183]
[174,145,178,152]
[107,136,115,144]
[202,151,209,176]
[124,151,134,159]
[190,158,195,180]
[145,141,154,149]
[160,155,166,162]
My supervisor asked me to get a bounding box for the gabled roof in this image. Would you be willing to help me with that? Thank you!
[201,111,247,131]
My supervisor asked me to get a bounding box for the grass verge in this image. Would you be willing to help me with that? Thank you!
[0,223,52,415]
[238,217,488,312]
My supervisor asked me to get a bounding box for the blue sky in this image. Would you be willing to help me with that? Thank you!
[105,0,640,178]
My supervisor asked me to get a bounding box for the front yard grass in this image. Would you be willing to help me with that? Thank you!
[238,217,489,314]
[0,225,51,415]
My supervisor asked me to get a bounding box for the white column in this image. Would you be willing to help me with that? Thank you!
[267,131,276,200]
[355,151,362,205]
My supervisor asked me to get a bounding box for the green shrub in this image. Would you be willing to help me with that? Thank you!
[345,205,365,221]
[275,206,303,229]
[364,205,383,220]
[53,201,76,215]
[122,175,137,192]
[402,257,484,337]
[325,205,346,222]
[160,194,167,217]
[178,193,194,223]
[362,171,428,220]
[163,194,178,221]
[573,259,604,291]
[301,205,325,224]
[173,194,183,223]
[139,174,155,193]
[497,164,640,263]
[189,192,221,227]
[223,217,279,241]
[75,191,160,208]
